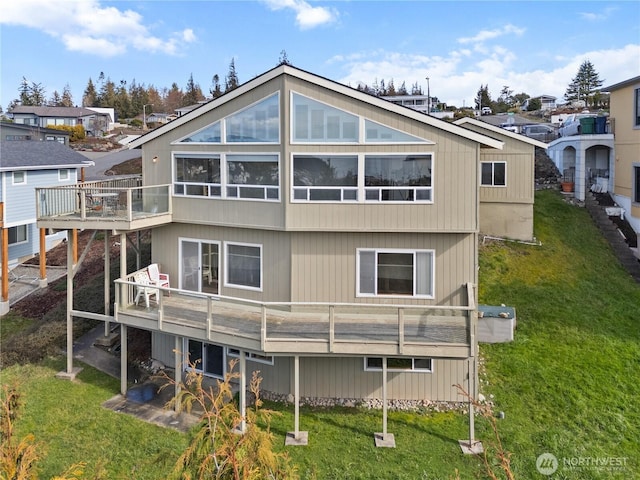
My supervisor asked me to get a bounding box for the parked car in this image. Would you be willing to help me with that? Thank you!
[481,107,492,115]
[559,113,596,137]
[521,124,556,142]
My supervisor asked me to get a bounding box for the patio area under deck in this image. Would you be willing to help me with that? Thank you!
[115,274,475,359]
[35,178,173,231]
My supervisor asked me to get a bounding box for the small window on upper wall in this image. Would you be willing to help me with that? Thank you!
[8,225,28,245]
[364,357,433,372]
[292,93,358,142]
[225,242,262,291]
[481,162,506,186]
[226,94,279,143]
[357,249,434,298]
[12,171,26,185]
[59,169,70,181]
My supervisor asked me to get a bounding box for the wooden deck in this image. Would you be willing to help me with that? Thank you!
[114,279,474,358]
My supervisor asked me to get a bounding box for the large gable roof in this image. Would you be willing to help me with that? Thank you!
[0,140,94,171]
[602,76,640,92]
[128,64,503,150]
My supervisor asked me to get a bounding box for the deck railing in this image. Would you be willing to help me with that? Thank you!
[36,178,171,221]
[115,269,475,355]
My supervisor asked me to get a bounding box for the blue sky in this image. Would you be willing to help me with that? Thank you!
[1,0,638,111]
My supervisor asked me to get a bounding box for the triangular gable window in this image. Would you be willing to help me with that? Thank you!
[364,119,427,143]
[177,121,221,143]
[226,93,279,143]
[292,93,358,142]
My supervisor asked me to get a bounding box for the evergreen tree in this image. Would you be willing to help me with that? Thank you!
[386,79,397,96]
[82,78,98,107]
[61,84,74,107]
[183,73,204,106]
[114,79,131,118]
[19,77,30,105]
[410,82,423,95]
[224,58,240,92]
[564,60,603,107]
[98,76,117,109]
[147,86,164,113]
[49,90,62,106]
[278,49,291,66]
[398,81,408,95]
[29,82,46,106]
[210,74,223,98]
[474,84,492,111]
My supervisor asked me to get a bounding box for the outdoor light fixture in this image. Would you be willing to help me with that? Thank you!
[152,156,158,163]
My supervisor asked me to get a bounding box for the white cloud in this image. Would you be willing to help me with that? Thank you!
[261,0,338,29]
[579,6,618,22]
[334,43,640,108]
[457,24,526,45]
[0,0,196,57]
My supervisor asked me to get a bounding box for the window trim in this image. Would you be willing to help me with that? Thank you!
[364,357,433,373]
[58,169,70,181]
[184,339,226,379]
[356,248,435,299]
[224,241,263,292]
[290,152,434,204]
[12,171,26,185]
[480,161,507,187]
[633,163,640,204]
[8,225,28,246]
[634,86,640,129]
[172,152,280,202]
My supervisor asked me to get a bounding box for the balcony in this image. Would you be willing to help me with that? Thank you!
[36,177,173,232]
[114,271,475,358]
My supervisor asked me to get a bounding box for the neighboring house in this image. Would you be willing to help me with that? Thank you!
[146,113,172,124]
[10,106,110,136]
[36,65,504,445]
[547,115,614,201]
[174,101,208,117]
[0,140,93,314]
[522,95,557,111]
[602,76,640,255]
[455,117,547,242]
[1,121,70,146]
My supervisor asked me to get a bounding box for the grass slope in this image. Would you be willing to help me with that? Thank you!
[1,189,638,479]
[478,190,640,479]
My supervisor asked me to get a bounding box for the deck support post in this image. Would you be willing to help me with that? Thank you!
[238,350,247,434]
[174,336,181,411]
[375,356,395,447]
[38,228,47,288]
[459,357,483,454]
[56,230,82,380]
[286,355,308,445]
[120,324,128,395]
[104,230,110,336]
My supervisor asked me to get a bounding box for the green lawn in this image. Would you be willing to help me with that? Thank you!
[2,189,639,479]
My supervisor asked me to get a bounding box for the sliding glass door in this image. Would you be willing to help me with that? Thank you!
[179,239,219,294]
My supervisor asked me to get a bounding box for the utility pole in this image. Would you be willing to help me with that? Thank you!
[143,104,153,130]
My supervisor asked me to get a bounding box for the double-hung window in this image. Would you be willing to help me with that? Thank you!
[357,249,434,298]
[225,242,262,291]
[481,161,506,186]
[293,155,358,201]
[364,154,432,201]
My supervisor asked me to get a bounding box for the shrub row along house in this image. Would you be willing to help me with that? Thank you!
[35,65,543,447]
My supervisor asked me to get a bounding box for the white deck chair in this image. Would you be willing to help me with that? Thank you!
[148,263,170,290]
[133,271,159,308]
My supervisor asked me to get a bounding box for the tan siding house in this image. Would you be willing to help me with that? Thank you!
[37,65,504,444]
[603,76,640,253]
[455,117,547,241]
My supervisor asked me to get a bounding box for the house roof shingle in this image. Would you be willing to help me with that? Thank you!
[0,140,94,171]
